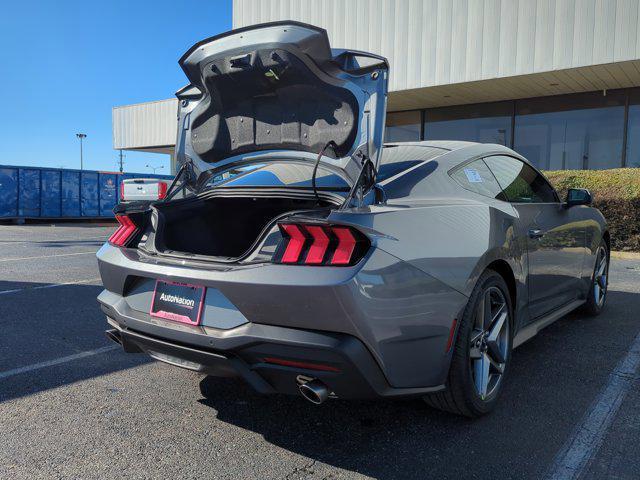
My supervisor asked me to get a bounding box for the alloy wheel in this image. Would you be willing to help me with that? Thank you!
[594,246,608,307]
[469,287,510,400]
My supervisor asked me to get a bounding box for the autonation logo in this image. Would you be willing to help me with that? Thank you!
[159,293,195,308]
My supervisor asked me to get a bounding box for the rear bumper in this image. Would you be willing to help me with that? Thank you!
[100,291,444,399]
[97,242,468,390]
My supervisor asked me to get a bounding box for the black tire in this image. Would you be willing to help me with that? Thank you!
[424,269,513,417]
[581,240,609,316]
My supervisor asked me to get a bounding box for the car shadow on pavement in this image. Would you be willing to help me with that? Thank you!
[0,281,151,403]
[196,289,640,479]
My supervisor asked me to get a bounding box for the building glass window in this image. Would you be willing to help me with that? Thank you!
[513,91,625,171]
[625,88,640,168]
[385,111,421,142]
[424,101,512,146]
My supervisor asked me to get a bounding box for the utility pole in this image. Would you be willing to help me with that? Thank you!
[118,149,125,173]
[76,133,87,170]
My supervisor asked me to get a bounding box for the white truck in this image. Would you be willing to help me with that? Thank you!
[120,178,169,202]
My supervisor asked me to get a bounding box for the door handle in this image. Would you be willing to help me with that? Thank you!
[528,229,545,239]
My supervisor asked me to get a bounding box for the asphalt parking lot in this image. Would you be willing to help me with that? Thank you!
[1,223,639,480]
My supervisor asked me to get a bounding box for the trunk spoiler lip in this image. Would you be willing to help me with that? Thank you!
[178,20,330,67]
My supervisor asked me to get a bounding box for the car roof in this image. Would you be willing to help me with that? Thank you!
[383,141,531,166]
[384,140,478,151]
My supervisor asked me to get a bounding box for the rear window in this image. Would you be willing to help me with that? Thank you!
[377,145,445,181]
[210,163,350,190]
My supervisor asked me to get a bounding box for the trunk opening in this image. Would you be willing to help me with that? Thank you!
[153,192,339,260]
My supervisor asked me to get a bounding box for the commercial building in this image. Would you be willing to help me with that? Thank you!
[113,0,640,173]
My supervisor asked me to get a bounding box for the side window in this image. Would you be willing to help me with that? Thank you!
[449,159,506,200]
[484,155,558,203]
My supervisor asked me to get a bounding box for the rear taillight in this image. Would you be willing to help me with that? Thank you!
[158,181,168,200]
[108,214,139,247]
[119,182,125,201]
[274,223,370,266]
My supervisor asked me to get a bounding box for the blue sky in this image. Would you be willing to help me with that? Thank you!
[0,0,232,174]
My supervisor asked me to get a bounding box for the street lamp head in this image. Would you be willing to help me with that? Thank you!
[76,133,87,139]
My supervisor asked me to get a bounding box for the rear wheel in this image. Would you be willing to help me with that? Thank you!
[581,241,609,316]
[424,269,512,417]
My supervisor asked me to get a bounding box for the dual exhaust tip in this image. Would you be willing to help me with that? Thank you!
[298,378,329,405]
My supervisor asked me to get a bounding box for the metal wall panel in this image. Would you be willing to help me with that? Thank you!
[112,99,178,150]
[99,173,119,217]
[18,169,40,217]
[0,168,18,217]
[232,0,640,92]
[41,170,61,217]
[62,171,81,217]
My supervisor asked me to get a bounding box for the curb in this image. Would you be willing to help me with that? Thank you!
[611,251,640,260]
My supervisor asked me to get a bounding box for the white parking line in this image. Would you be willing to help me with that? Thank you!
[546,331,640,480]
[0,277,101,295]
[0,251,96,262]
[0,345,120,380]
[0,237,107,245]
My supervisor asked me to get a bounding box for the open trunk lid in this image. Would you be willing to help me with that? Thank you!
[174,21,389,190]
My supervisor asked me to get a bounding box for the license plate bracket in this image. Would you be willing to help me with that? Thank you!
[150,280,206,326]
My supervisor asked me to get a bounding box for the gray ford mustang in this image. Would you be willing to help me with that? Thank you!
[97,21,609,417]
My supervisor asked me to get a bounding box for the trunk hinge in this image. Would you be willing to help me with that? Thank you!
[163,156,198,202]
[340,150,377,210]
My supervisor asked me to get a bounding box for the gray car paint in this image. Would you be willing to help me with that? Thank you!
[97,140,607,391]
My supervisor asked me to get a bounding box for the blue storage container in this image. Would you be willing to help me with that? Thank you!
[0,168,18,217]
[19,169,41,217]
[0,165,172,220]
[41,170,61,217]
[99,173,118,217]
[61,170,81,217]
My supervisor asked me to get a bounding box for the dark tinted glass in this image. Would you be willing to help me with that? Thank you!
[450,159,505,200]
[385,111,421,142]
[424,101,512,145]
[514,91,625,170]
[485,155,557,203]
[625,88,640,168]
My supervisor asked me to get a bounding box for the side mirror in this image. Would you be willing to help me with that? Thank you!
[565,188,592,207]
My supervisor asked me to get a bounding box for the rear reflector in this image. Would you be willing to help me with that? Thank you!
[119,182,125,201]
[262,357,341,372]
[108,214,139,247]
[274,223,369,266]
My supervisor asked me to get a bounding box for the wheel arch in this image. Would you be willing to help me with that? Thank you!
[603,229,611,252]
[485,259,517,326]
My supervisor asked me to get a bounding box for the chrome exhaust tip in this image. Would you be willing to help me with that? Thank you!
[105,329,122,346]
[298,379,329,405]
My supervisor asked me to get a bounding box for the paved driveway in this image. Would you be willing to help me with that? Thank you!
[1,224,639,479]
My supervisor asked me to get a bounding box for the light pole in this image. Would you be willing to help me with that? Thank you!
[146,164,164,174]
[76,133,87,170]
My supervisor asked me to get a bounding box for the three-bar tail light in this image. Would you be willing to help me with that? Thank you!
[273,223,370,266]
[108,214,140,247]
